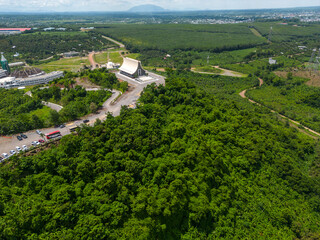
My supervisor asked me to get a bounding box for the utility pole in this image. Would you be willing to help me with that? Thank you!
[207,55,210,64]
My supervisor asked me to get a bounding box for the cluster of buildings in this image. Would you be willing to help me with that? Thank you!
[0,53,63,89]
[0,28,31,35]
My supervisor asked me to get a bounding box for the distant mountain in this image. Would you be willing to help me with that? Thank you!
[128,4,167,12]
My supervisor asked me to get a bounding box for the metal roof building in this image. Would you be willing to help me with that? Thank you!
[119,57,146,78]
[0,69,7,79]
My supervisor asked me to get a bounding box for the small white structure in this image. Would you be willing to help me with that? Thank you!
[43,27,55,31]
[298,46,307,50]
[119,57,146,78]
[269,58,277,65]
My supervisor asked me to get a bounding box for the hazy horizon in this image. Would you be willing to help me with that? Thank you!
[0,0,319,13]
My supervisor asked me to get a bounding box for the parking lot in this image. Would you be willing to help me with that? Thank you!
[0,71,165,161]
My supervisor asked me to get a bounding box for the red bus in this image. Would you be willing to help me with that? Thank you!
[45,131,62,140]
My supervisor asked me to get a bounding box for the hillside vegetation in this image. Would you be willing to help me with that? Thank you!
[0,72,319,239]
[0,88,49,135]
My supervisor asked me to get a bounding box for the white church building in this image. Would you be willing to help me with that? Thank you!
[119,57,146,78]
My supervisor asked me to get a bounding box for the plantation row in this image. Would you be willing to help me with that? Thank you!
[94,24,267,53]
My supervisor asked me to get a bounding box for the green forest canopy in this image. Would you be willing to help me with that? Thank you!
[0,72,319,239]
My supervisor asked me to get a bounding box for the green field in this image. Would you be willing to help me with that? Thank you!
[93,52,108,64]
[193,48,257,66]
[126,53,140,59]
[109,52,123,64]
[37,57,90,72]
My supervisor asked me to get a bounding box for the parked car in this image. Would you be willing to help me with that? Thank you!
[83,119,89,123]
[21,133,28,139]
[10,150,16,155]
[2,153,9,158]
[22,145,28,151]
[17,135,23,141]
[38,139,45,143]
[32,141,40,146]
[36,130,42,135]
[60,124,65,128]
[16,146,22,152]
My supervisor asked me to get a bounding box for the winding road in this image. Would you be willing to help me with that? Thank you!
[0,71,165,156]
[239,78,320,138]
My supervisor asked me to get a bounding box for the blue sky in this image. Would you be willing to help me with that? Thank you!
[0,0,319,12]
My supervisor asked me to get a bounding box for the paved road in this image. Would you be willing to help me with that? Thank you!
[0,71,165,157]
[42,101,63,112]
[26,90,64,112]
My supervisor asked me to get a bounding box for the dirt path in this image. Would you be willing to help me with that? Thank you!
[102,36,125,48]
[191,66,246,77]
[239,78,320,139]
[88,52,99,69]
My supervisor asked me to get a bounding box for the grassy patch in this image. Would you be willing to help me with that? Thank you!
[94,52,108,64]
[28,106,53,125]
[194,66,223,73]
[37,57,90,72]
[109,52,123,64]
[126,53,141,60]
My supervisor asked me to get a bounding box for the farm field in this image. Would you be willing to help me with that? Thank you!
[247,76,320,133]
[0,31,116,63]
[94,24,267,52]
[252,22,320,42]
[37,57,90,72]
[93,52,108,64]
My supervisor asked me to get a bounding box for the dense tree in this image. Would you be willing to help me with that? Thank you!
[0,73,319,239]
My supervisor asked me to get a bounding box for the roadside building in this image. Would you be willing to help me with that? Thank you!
[0,69,7,78]
[80,27,95,31]
[119,57,146,78]
[0,71,64,89]
[43,27,55,31]
[9,62,25,68]
[101,62,121,70]
[63,51,80,57]
[0,28,31,35]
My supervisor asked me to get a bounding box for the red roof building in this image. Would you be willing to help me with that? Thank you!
[0,28,31,32]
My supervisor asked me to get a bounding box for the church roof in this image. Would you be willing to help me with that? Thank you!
[119,57,142,75]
